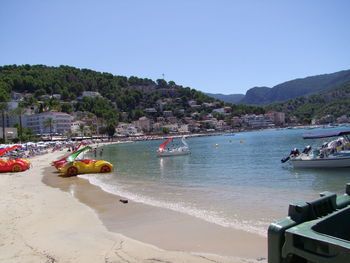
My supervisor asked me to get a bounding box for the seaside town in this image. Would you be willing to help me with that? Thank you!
[3,90,349,142]
[1,90,279,141]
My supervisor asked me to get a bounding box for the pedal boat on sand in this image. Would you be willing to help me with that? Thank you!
[281,130,350,168]
[157,136,191,157]
[52,142,86,170]
[0,145,30,172]
[58,146,113,177]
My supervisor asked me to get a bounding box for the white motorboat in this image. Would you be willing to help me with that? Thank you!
[157,136,191,157]
[289,154,350,168]
[281,130,350,168]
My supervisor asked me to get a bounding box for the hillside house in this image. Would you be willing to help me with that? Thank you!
[82,91,101,98]
[163,111,173,118]
[133,117,152,132]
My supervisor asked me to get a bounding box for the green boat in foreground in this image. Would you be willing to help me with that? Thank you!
[268,183,350,263]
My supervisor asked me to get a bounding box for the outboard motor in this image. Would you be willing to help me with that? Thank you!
[302,145,312,154]
[281,148,300,163]
[290,148,300,156]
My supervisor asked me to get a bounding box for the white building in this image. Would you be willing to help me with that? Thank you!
[163,111,173,117]
[71,120,86,135]
[52,94,62,100]
[212,108,226,114]
[24,111,73,135]
[116,123,138,136]
[177,109,185,115]
[144,108,157,114]
[178,124,190,133]
[188,100,197,106]
[202,102,214,107]
[242,114,274,128]
[0,127,18,140]
[82,91,101,98]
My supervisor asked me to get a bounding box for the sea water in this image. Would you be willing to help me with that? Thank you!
[79,127,350,236]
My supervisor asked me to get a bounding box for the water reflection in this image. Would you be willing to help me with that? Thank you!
[159,155,191,179]
[68,183,77,197]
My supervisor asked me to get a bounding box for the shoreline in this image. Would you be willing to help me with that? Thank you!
[45,142,267,260]
[0,146,267,263]
[43,166,267,260]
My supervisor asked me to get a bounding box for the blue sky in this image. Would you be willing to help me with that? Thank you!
[1,0,349,94]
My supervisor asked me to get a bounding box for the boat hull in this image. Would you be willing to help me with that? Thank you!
[158,151,191,157]
[290,157,350,168]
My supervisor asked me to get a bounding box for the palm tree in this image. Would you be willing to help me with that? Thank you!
[97,118,105,137]
[0,103,8,142]
[64,129,72,140]
[90,123,97,137]
[12,106,26,143]
[43,117,55,140]
[79,123,85,138]
[86,120,97,138]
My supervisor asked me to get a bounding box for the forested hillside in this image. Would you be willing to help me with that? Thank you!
[0,65,265,123]
[266,81,350,123]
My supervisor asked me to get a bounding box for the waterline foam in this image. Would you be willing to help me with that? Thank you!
[78,174,267,237]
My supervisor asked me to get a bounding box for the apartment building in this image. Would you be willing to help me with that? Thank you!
[24,111,73,135]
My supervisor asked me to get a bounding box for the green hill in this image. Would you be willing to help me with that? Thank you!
[0,64,265,123]
[239,87,270,105]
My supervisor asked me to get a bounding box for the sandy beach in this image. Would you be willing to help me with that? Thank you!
[0,149,267,263]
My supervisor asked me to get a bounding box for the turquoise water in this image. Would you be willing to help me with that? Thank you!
[80,127,350,236]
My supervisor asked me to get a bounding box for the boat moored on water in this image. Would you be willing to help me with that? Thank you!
[281,130,350,168]
[157,136,191,157]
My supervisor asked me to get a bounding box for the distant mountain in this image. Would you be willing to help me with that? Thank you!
[238,87,270,105]
[239,69,350,106]
[205,93,244,103]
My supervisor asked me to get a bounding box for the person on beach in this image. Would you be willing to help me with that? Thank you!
[100,148,103,157]
[94,148,97,157]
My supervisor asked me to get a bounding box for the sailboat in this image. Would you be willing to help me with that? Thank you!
[157,136,191,157]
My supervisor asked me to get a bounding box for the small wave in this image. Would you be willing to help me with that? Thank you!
[78,174,267,237]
